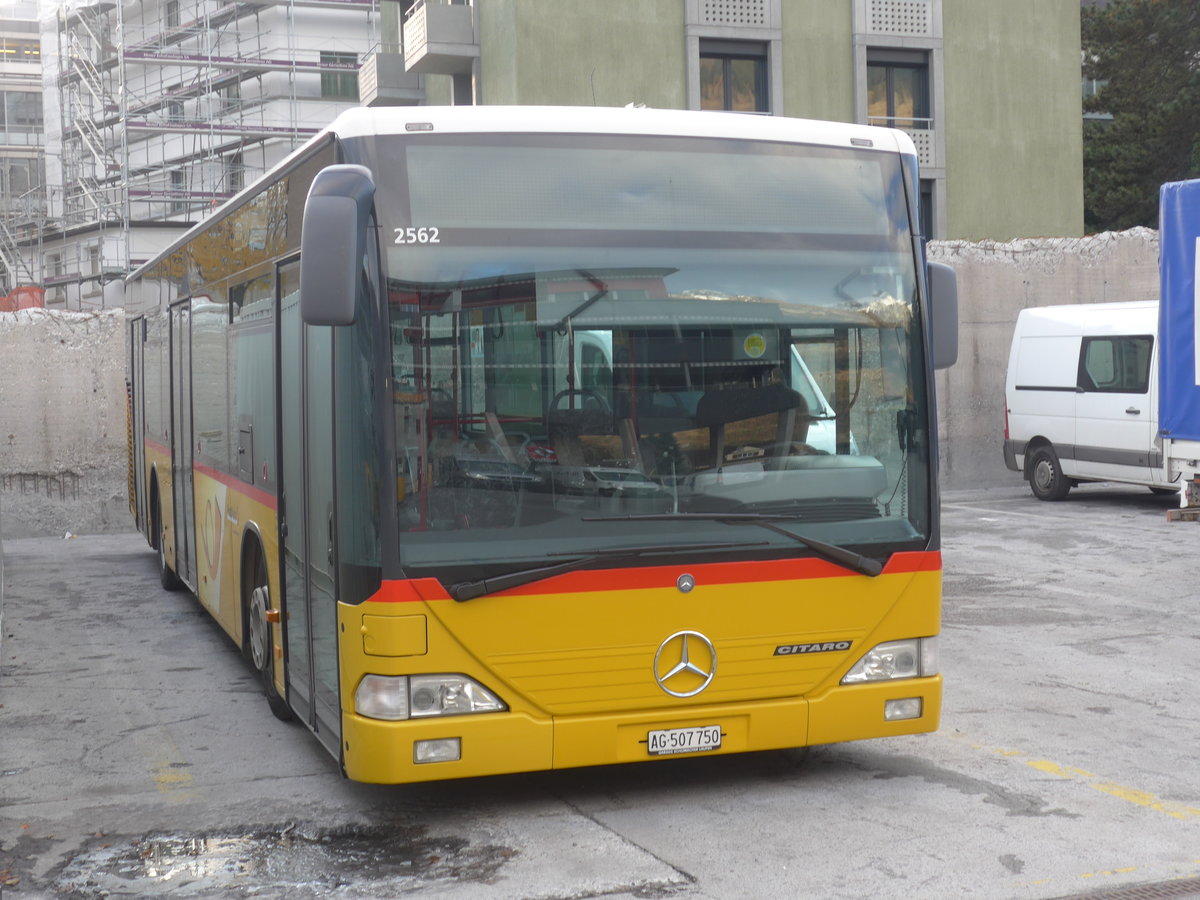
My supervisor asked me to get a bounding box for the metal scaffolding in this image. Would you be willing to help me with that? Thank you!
[40,0,378,304]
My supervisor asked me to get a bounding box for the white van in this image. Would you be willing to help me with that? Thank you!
[1003,300,1177,499]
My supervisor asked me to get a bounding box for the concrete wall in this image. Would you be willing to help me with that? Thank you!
[0,230,1162,536]
[0,309,132,538]
[931,227,1160,491]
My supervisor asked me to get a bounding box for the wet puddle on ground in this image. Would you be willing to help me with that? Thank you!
[56,823,517,897]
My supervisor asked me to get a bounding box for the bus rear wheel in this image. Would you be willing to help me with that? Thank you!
[154,489,183,591]
[248,554,293,722]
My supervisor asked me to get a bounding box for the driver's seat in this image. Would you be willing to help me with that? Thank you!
[694,384,807,468]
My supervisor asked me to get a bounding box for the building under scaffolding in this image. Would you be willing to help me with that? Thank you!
[6,0,1085,307]
[0,1,46,300]
[27,0,391,308]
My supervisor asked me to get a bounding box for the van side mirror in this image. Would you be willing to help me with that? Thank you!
[927,262,958,369]
[300,164,376,327]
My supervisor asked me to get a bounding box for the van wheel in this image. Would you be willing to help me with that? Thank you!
[1028,446,1070,501]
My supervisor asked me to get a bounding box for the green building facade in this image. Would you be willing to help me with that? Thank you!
[365,0,1083,241]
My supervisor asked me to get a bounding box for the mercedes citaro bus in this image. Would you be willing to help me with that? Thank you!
[125,105,958,783]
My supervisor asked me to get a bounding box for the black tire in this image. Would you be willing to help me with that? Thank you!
[154,490,184,591]
[248,553,293,722]
[1028,446,1071,501]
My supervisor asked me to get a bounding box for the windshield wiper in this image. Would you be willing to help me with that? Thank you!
[445,540,767,602]
[583,513,884,577]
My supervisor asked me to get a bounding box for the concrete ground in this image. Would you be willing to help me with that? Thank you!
[2,484,1200,899]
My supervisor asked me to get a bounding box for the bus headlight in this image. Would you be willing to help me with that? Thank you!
[354,674,506,721]
[409,675,505,717]
[841,637,938,684]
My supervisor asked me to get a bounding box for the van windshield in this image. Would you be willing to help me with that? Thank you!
[359,132,931,582]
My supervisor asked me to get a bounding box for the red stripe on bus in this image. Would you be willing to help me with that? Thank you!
[144,436,169,457]
[144,439,277,510]
[368,550,941,603]
[193,460,278,511]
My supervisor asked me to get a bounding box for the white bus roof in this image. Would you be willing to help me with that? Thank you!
[324,105,915,155]
[127,106,914,285]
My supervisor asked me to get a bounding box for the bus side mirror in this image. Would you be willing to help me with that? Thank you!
[927,262,958,369]
[300,164,376,327]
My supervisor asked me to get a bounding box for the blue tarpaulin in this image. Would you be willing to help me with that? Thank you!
[1159,180,1200,440]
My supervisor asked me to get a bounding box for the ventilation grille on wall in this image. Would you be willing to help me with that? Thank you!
[905,128,934,167]
[867,0,931,36]
[701,0,767,27]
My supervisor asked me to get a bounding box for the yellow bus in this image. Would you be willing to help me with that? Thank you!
[125,105,958,783]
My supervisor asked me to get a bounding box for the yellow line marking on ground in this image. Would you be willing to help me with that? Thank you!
[955,736,1200,821]
[1079,866,1139,879]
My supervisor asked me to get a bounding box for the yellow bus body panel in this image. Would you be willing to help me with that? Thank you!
[190,466,282,658]
[338,560,941,784]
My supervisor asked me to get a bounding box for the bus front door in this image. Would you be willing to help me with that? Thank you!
[278,260,342,756]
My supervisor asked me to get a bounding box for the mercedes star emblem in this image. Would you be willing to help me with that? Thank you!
[653,630,717,697]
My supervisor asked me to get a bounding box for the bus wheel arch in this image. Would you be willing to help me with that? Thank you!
[240,531,293,722]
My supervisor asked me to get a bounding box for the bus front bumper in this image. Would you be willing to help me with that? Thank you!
[341,676,942,784]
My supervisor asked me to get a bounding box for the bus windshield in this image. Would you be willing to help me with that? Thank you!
[357,133,929,582]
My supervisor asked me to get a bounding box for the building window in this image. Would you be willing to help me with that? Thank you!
[2,159,29,195]
[867,49,930,129]
[170,169,186,215]
[321,51,359,100]
[222,80,241,115]
[1,91,43,132]
[45,252,64,304]
[226,151,244,195]
[0,38,40,60]
[165,0,180,28]
[699,40,768,113]
[3,158,43,214]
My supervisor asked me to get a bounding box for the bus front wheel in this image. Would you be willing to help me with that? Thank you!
[248,555,293,722]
